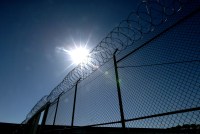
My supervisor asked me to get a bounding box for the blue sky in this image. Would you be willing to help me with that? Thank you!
[0,0,139,123]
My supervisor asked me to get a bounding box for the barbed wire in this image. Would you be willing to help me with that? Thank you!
[23,0,191,124]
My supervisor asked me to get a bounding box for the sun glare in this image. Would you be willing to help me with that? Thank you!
[69,46,90,65]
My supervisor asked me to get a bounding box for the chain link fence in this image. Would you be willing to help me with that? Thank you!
[23,0,200,133]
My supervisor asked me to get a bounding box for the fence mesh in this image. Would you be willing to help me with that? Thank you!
[118,9,200,128]
[54,87,75,126]
[45,102,57,125]
[126,111,200,128]
[74,60,121,126]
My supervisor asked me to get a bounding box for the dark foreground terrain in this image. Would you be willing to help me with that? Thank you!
[0,122,200,134]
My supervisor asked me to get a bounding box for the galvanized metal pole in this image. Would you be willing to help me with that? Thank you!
[39,103,50,133]
[53,97,60,125]
[71,79,80,127]
[41,103,50,126]
[113,49,126,131]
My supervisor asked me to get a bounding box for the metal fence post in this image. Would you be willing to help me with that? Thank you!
[39,103,50,133]
[71,79,80,128]
[113,49,126,131]
[53,96,60,125]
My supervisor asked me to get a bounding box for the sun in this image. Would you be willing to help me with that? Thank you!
[56,37,92,69]
[68,46,90,65]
